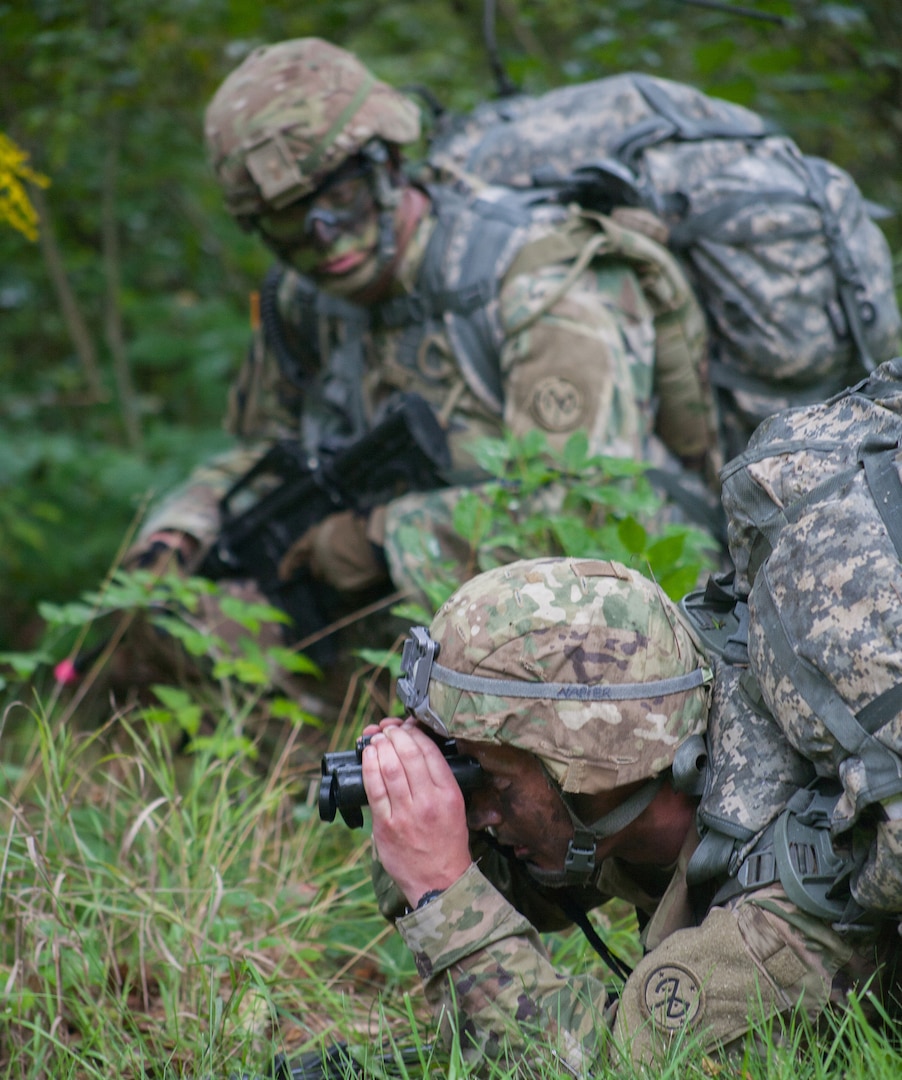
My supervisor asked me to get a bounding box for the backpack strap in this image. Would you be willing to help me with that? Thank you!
[373,184,549,415]
[705,355,856,404]
[802,156,881,373]
[753,559,902,816]
[611,75,773,170]
[861,442,902,558]
[678,572,750,666]
[710,783,871,931]
[722,439,862,587]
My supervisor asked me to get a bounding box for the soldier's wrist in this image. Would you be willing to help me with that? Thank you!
[414,888,445,910]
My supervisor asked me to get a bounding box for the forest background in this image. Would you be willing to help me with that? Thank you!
[1,2,902,1076]
[1,0,901,657]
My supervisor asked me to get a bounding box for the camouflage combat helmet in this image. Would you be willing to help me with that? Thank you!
[397,557,713,883]
[204,38,421,219]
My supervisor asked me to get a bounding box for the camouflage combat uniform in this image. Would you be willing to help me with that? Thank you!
[136,38,716,618]
[375,557,901,1070]
[139,176,711,603]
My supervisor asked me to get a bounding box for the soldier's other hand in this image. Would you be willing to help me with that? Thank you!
[277,509,388,591]
[362,723,471,906]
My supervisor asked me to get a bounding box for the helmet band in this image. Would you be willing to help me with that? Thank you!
[294,70,376,186]
[397,625,712,737]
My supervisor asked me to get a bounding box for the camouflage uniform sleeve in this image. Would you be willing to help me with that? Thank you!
[135,441,273,551]
[499,215,714,469]
[372,837,602,933]
[498,252,657,463]
[397,863,615,1072]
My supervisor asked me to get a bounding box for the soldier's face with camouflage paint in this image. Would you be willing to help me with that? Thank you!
[456,740,577,871]
[256,162,382,295]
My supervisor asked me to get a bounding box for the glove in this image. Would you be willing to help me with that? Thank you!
[278,508,389,592]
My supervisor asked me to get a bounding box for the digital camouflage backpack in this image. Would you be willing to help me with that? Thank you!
[715,358,902,917]
[428,72,902,458]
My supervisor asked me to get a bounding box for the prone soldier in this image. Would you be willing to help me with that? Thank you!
[357,557,902,1069]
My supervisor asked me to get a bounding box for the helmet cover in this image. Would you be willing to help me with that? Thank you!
[204,38,421,216]
[425,557,712,794]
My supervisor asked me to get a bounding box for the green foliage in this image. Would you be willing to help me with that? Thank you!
[396,428,718,616]
[5,565,324,759]
[0,701,900,1074]
[0,1,899,651]
[0,705,393,1077]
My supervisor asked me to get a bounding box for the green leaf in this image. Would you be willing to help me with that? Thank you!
[219,595,290,632]
[468,436,513,476]
[390,601,434,625]
[450,490,488,542]
[644,532,687,570]
[657,565,705,603]
[0,649,52,677]
[154,618,215,657]
[354,648,404,677]
[188,733,257,761]
[549,517,594,556]
[211,656,270,686]
[150,684,193,711]
[561,430,590,472]
[617,516,648,555]
[140,706,177,727]
[36,600,106,627]
[267,647,322,678]
[269,697,324,728]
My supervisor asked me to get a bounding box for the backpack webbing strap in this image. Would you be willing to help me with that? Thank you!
[753,561,902,813]
[376,184,541,415]
[857,683,902,735]
[852,444,902,736]
[725,446,860,587]
[611,75,772,169]
[802,156,879,373]
[705,356,854,403]
[862,445,902,560]
[667,190,802,249]
[374,279,495,328]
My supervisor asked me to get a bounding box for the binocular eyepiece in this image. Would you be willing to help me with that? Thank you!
[318,735,484,829]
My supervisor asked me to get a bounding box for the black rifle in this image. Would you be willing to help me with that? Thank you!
[319,735,484,828]
[200,393,450,663]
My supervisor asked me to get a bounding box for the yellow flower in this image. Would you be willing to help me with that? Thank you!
[0,132,50,242]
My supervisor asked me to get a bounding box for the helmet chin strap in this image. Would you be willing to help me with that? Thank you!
[360,140,401,266]
[526,773,667,888]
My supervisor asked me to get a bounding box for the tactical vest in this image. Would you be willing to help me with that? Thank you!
[266,179,711,468]
[373,183,547,415]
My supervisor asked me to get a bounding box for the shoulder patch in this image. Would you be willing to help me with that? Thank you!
[642,963,703,1031]
[531,375,584,431]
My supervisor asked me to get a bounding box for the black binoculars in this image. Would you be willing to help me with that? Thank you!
[318,735,484,829]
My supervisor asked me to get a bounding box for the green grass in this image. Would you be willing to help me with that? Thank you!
[1,637,900,1077]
